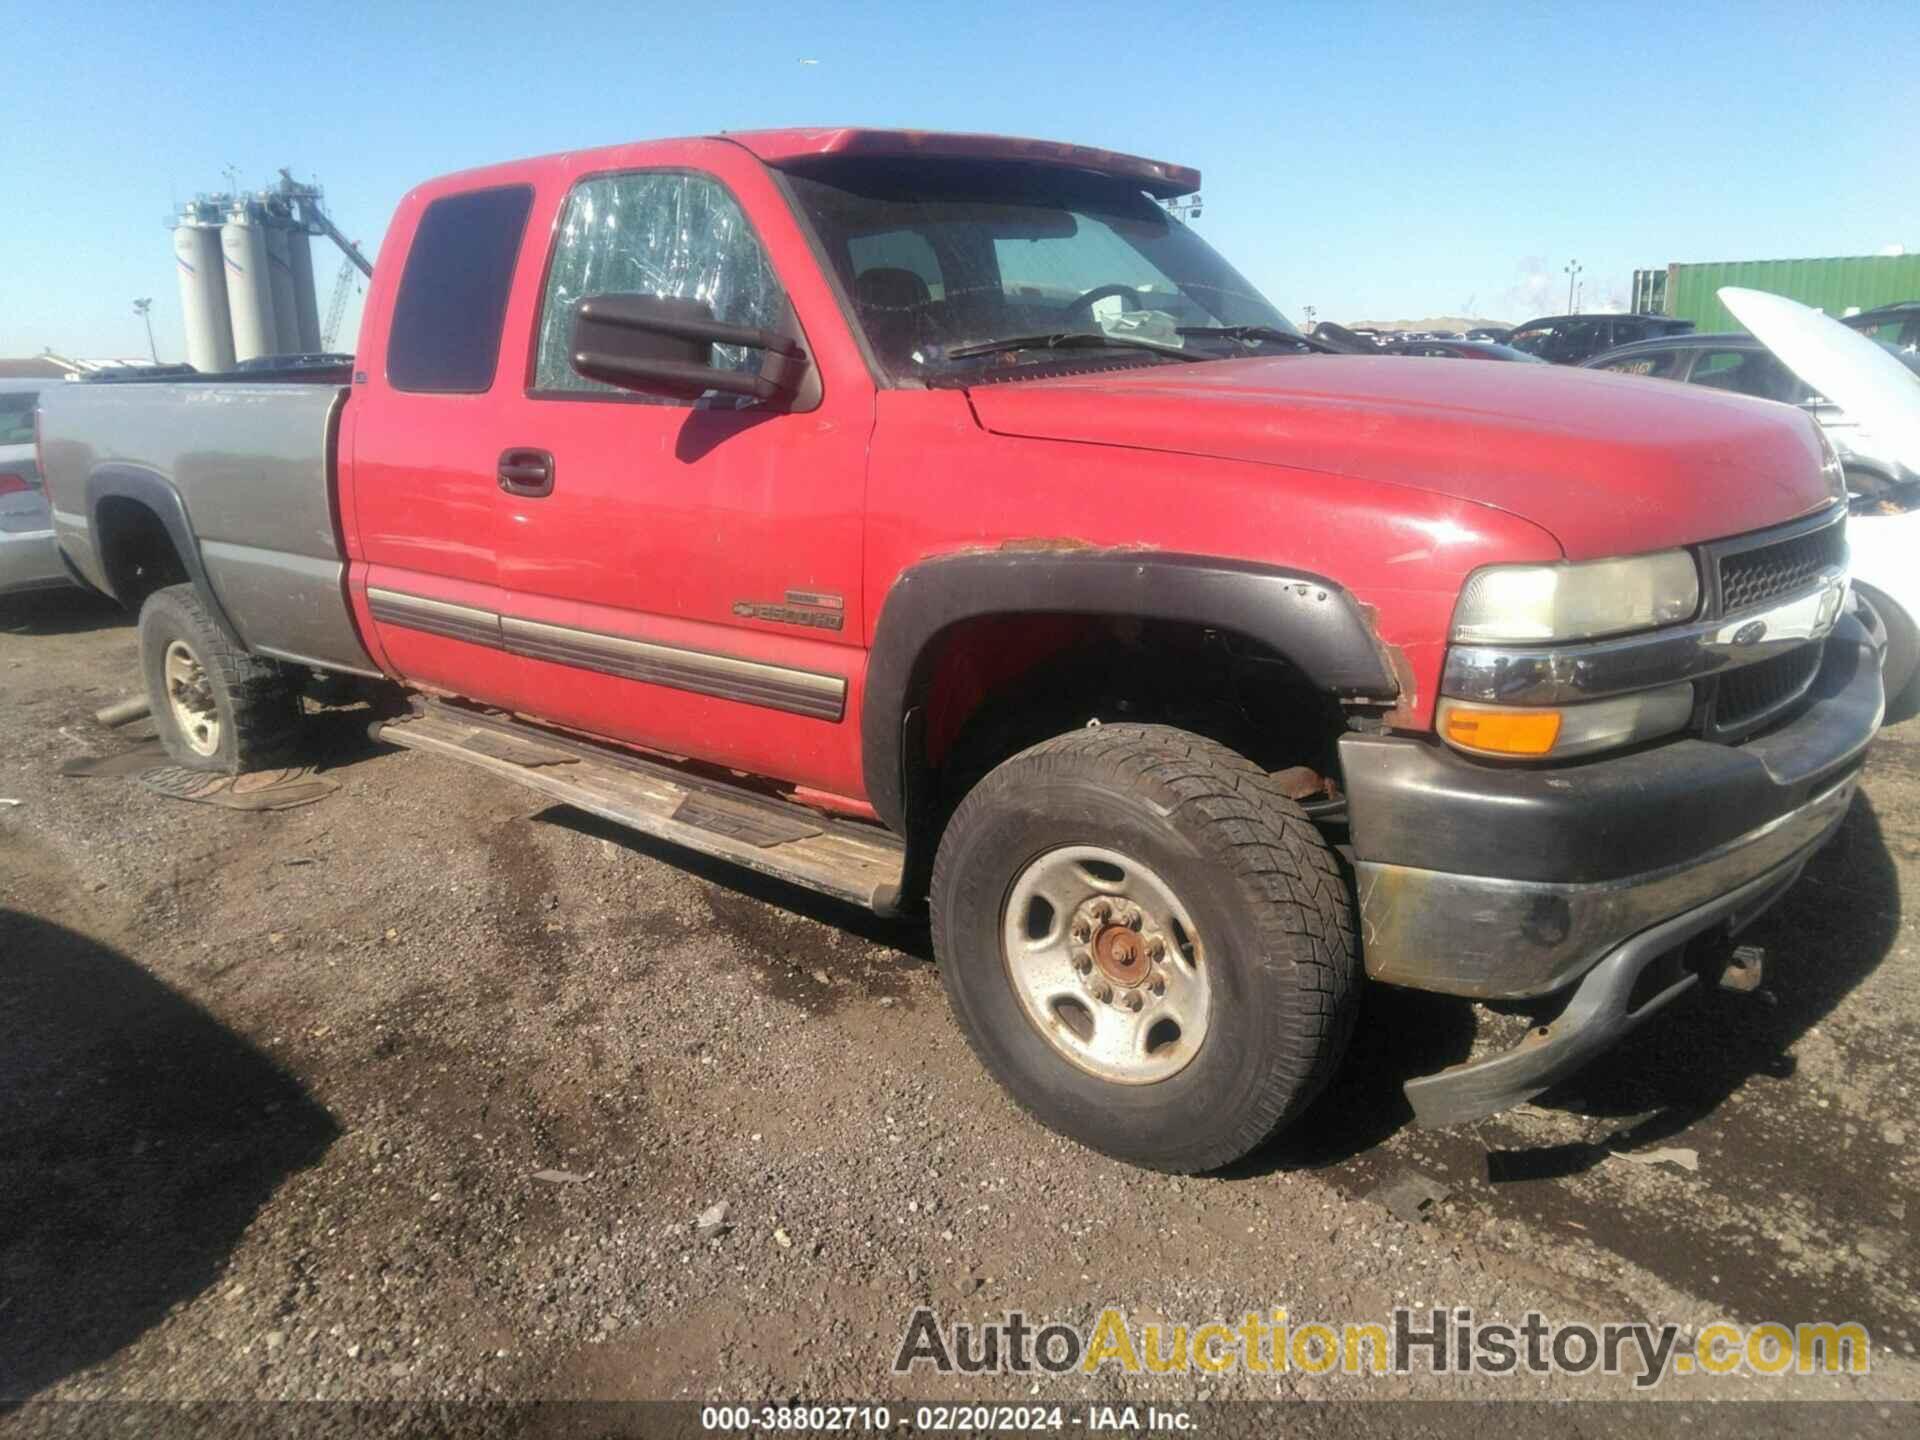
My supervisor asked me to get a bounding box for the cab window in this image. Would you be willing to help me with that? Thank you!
[531,172,788,398]
[387,185,534,394]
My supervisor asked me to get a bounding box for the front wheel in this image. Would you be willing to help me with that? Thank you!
[930,724,1358,1172]
[139,583,302,772]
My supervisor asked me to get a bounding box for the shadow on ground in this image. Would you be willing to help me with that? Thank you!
[0,589,126,637]
[0,910,338,1399]
[1518,789,1901,1143]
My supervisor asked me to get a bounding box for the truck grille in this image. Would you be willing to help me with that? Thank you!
[1717,523,1846,615]
[1714,645,1823,729]
[1696,510,1845,740]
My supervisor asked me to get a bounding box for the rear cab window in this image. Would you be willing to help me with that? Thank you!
[387,185,535,393]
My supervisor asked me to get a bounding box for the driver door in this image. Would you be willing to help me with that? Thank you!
[488,157,872,798]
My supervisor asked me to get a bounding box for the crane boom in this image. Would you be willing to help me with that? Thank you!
[322,254,357,350]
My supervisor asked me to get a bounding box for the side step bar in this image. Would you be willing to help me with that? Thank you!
[373,703,904,911]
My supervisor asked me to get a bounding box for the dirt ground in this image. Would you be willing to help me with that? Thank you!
[3,588,1918,1422]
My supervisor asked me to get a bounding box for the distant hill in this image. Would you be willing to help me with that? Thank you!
[1347,316,1518,333]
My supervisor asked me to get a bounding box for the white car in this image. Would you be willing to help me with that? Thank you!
[0,380,70,598]
[1720,289,1920,720]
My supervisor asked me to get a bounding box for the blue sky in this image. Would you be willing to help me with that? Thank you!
[4,0,1913,359]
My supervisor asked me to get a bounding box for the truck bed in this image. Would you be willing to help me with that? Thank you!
[39,377,377,675]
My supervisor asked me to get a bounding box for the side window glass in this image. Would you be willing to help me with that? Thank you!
[532,173,787,396]
[1560,320,1601,357]
[1690,349,1793,400]
[1744,352,1806,403]
[388,185,534,394]
[1689,351,1745,390]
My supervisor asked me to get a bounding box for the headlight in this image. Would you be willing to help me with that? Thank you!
[1438,683,1695,760]
[1451,550,1700,643]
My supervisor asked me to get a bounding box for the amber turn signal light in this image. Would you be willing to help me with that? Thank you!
[1441,704,1563,757]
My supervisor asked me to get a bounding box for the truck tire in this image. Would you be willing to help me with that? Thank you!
[930,723,1358,1172]
[139,583,302,773]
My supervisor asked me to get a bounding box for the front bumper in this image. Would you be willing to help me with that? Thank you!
[1339,611,1883,1125]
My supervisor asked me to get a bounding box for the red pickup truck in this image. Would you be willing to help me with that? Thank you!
[40,129,1882,1172]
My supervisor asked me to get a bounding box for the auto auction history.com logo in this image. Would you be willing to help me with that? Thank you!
[893,1306,1870,1389]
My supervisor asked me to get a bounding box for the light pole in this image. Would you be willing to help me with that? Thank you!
[133,298,157,363]
[1564,260,1583,314]
[1302,305,1317,328]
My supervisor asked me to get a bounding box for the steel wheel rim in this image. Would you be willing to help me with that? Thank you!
[1000,844,1212,1084]
[163,640,220,757]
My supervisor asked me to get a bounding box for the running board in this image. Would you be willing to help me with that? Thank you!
[373,704,904,911]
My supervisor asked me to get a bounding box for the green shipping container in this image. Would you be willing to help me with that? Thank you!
[1650,254,1920,334]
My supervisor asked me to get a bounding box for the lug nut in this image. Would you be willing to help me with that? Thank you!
[1073,952,1093,974]
[1124,909,1143,931]
[1071,921,1091,943]
[1089,900,1112,924]
[1145,936,1166,961]
[1093,982,1112,1003]
[1149,973,1166,996]
[1124,992,1143,1012]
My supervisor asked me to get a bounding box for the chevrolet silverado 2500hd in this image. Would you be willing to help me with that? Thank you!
[38,129,1884,1171]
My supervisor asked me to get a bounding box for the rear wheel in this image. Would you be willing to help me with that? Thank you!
[139,583,302,772]
[931,723,1358,1173]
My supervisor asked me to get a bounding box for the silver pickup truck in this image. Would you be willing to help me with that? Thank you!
[42,373,377,678]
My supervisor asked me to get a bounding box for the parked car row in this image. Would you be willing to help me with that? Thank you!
[1378,338,1542,363]
[0,380,68,598]
[1341,326,1513,347]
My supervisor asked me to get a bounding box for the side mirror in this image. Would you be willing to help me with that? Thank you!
[569,293,809,403]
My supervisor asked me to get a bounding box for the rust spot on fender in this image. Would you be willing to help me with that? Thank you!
[995,536,1101,553]
[1354,599,1419,725]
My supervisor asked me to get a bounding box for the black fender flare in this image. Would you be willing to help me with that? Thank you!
[860,548,1399,835]
[85,464,246,646]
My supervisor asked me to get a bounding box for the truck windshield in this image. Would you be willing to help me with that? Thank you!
[779,157,1298,382]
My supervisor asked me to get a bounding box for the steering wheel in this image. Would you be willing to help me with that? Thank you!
[1061,283,1144,323]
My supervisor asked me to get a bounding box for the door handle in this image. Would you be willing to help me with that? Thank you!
[498,449,554,497]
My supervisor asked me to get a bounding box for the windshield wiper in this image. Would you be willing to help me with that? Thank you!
[1176,325,1333,353]
[943,331,1207,362]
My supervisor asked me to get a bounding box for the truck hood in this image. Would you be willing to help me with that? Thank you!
[965,355,1837,559]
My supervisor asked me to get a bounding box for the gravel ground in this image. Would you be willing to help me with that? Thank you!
[3,588,1918,1421]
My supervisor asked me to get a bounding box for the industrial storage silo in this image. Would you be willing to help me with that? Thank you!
[286,226,323,352]
[220,206,279,362]
[264,223,302,356]
[172,220,235,373]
